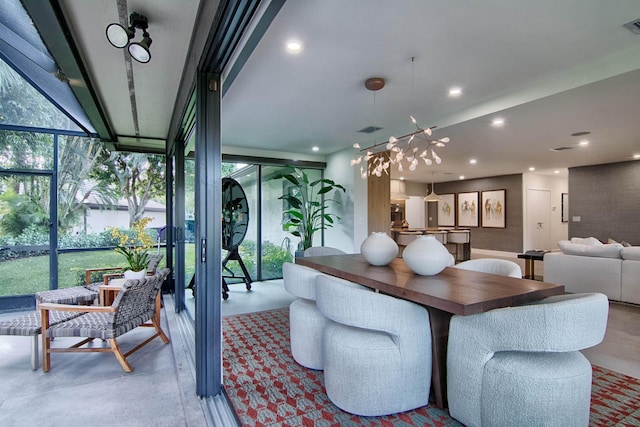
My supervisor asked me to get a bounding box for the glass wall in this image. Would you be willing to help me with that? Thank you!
[0,55,168,307]
[0,171,51,296]
[56,141,167,289]
[0,130,53,297]
[183,153,196,315]
[218,163,323,282]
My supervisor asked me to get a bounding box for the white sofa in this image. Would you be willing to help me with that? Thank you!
[544,237,640,305]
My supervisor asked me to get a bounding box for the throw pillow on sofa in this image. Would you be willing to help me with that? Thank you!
[558,240,623,258]
[608,238,633,247]
[570,237,602,246]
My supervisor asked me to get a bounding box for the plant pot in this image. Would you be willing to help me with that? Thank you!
[123,269,146,280]
[403,235,450,276]
[360,232,399,266]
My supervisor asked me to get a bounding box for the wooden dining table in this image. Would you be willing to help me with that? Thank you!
[296,254,565,409]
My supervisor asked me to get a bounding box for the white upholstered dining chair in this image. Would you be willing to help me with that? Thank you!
[447,292,608,427]
[315,274,432,416]
[282,262,327,370]
[453,258,521,277]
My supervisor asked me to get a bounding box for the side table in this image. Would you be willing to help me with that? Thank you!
[517,250,549,280]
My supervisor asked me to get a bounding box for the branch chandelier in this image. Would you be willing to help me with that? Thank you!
[351,72,451,179]
[351,116,450,178]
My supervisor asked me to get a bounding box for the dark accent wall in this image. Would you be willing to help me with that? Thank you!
[435,174,523,252]
[569,161,640,245]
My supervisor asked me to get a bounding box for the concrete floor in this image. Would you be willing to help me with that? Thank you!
[0,297,208,427]
[1,270,638,426]
[0,280,294,427]
[183,279,295,318]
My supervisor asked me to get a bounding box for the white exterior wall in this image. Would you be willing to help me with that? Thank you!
[78,208,166,234]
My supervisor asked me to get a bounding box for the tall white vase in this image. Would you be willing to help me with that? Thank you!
[403,235,451,275]
[360,232,399,266]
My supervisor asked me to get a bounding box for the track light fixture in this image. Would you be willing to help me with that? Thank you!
[106,12,153,63]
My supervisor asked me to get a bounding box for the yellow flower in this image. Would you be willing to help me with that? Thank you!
[108,217,155,271]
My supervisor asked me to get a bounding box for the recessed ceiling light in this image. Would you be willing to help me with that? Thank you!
[579,140,589,146]
[286,40,302,53]
[399,177,405,180]
[312,146,319,152]
[469,159,477,164]
[529,167,535,171]
[634,154,640,159]
[491,118,504,127]
[554,170,560,174]
[448,87,462,97]
[459,175,465,180]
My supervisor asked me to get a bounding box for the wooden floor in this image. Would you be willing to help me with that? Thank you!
[582,301,640,379]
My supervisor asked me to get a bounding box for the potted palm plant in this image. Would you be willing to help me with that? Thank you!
[274,167,346,253]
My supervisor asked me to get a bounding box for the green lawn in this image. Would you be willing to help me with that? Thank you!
[0,246,196,297]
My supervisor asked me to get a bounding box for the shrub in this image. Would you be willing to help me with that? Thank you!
[222,239,292,281]
[261,240,293,278]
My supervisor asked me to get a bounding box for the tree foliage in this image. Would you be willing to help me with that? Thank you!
[0,60,75,130]
[0,187,49,237]
[93,151,166,226]
[57,136,119,231]
[1,60,166,235]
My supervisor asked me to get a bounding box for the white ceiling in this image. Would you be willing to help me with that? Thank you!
[58,0,640,182]
[59,0,200,151]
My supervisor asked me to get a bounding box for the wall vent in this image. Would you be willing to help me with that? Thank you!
[357,126,382,134]
[623,19,640,35]
[549,146,574,152]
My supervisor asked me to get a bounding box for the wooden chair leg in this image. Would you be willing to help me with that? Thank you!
[152,317,170,344]
[109,338,133,372]
[41,309,51,372]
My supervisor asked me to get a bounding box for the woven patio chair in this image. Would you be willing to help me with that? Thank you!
[35,253,165,306]
[40,268,171,373]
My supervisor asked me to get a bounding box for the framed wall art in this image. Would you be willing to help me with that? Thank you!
[457,192,478,227]
[437,194,456,227]
[481,189,506,228]
[561,193,569,222]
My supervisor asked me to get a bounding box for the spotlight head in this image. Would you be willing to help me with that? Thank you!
[129,31,152,63]
[106,23,133,48]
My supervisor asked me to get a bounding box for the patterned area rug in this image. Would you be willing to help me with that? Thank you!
[223,308,640,427]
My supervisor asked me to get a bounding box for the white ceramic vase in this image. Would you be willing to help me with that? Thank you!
[124,269,146,280]
[360,232,399,266]
[403,235,451,275]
